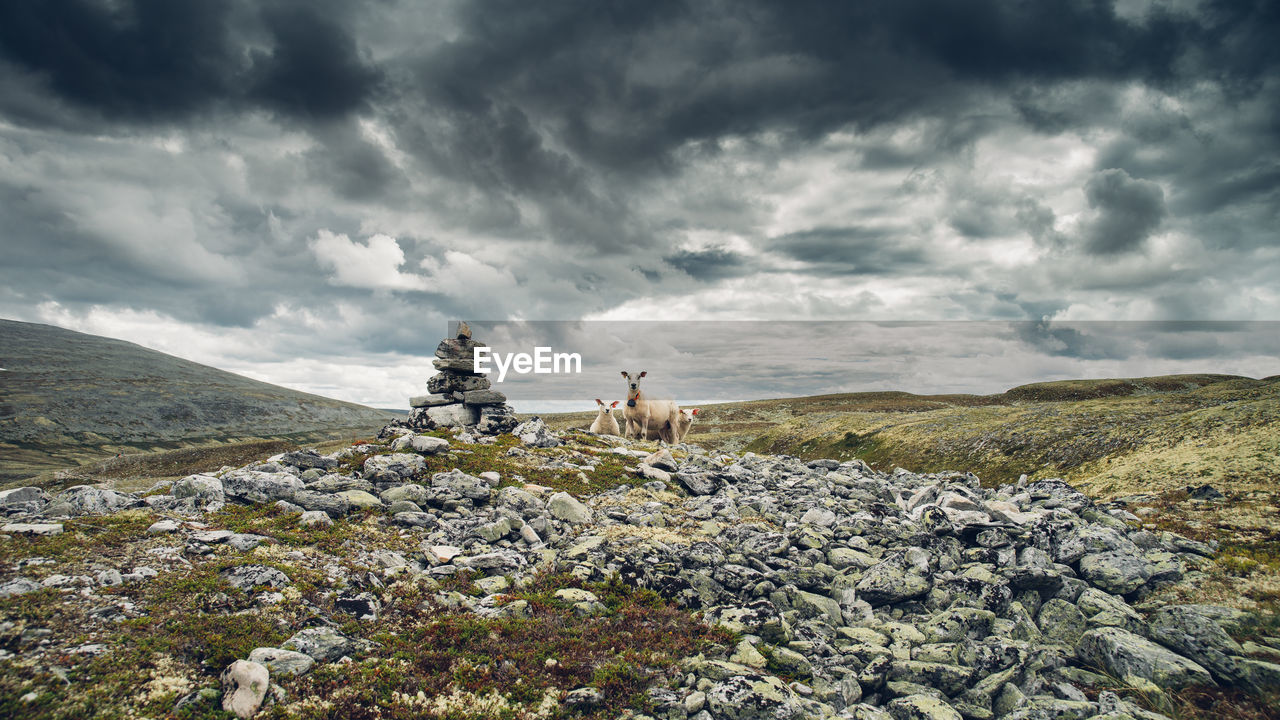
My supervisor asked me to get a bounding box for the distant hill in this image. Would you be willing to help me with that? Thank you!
[0,319,395,483]
[542,373,1279,498]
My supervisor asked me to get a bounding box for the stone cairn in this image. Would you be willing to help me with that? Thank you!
[406,322,519,435]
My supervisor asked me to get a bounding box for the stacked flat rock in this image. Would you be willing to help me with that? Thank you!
[407,322,518,434]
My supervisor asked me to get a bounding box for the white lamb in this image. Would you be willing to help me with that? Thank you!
[589,398,621,436]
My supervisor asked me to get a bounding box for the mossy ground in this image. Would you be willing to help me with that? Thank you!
[0,431,727,719]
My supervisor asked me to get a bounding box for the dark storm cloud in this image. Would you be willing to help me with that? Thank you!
[663,247,750,281]
[1081,169,1166,254]
[0,0,379,125]
[769,227,928,275]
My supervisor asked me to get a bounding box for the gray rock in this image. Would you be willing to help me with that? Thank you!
[1037,599,1089,646]
[221,471,303,504]
[461,389,507,405]
[146,519,180,534]
[50,485,142,515]
[362,453,426,483]
[923,608,996,643]
[299,511,332,527]
[278,451,338,471]
[548,492,593,524]
[675,471,719,496]
[512,418,562,448]
[409,393,455,408]
[565,687,604,710]
[643,449,679,472]
[283,627,355,662]
[496,486,543,517]
[707,602,792,644]
[380,484,430,505]
[0,486,50,511]
[1078,552,1152,595]
[0,577,40,598]
[171,474,226,503]
[220,660,269,719]
[392,512,438,528]
[337,490,382,509]
[1147,605,1246,684]
[292,490,352,517]
[248,647,315,677]
[1,522,63,536]
[857,554,932,606]
[426,403,480,428]
[220,565,291,590]
[476,404,519,435]
[427,372,489,394]
[432,469,494,502]
[1076,627,1214,689]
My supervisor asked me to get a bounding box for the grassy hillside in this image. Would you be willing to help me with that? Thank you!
[0,320,394,484]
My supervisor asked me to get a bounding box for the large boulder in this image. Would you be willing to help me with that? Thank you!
[707,673,806,720]
[1076,627,1214,689]
[362,454,426,484]
[172,474,225,503]
[547,492,592,524]
[1147,605,1247,685]
[46,485,142,516]
[432,469,494,502]
[856,553,932,606]
[1078,552,1153,595]
[221,471,303,504]
[0,486,50,513]
[512,418,561,448]
[283,627,356,662]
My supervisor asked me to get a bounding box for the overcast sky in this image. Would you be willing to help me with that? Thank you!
[1,1,1276,408]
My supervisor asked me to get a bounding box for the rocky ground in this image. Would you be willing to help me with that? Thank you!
[1,419,1277,720]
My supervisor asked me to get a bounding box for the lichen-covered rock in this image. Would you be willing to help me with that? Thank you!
[548,492,592,524]
[432,468,494,502]
[278,451,338,471]
[362,453,426,483]
[47,485,142,516]
[512,417,562,448]
[0,486,50,513]
[248,647,315,677]
[380,484,430,505]
[221,471,303,504]
[707,673,806,720]
[857,554,932,606]
[886,693,964,720]
[706,601,792,644]
[282,627,355,662]
[336,490,382,509]
[1037,599,1088,646]
[0,577,40,598]
[1146,605,1246,685]
[390,434,450,455]
[1078,551,1153,595]
[220,565,290,590]
[1076,627,1214,689]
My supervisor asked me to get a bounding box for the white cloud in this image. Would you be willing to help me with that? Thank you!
[310,231,428,291]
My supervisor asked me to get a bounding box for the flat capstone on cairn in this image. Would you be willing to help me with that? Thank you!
[404,322,518,436]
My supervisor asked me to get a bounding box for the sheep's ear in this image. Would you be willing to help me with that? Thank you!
[595,398,603,406]
[620,370,628,379]
[639,370,647,378]
[611,401,619,408]
[692,408,699,415]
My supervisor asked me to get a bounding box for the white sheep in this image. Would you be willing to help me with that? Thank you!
[589,398,621,436]
[641,406,699,444]
[621,370,682,444]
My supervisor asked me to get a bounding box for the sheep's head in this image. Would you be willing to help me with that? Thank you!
[620,370,646,407]
[594,398,619,416]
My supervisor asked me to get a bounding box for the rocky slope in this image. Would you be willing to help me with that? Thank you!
[1,420,1277,720]
[0,319,396,482]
